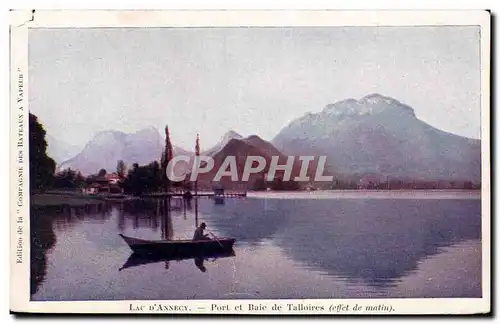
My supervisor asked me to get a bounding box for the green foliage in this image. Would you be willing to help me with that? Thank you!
[97,168,107,177]
[116,160,126,179]
[121,161,162,196]
[251,177,267,191]
[270,177,300,191]
[181,180,192,191]
[251,176,300,191]
[29,113,56,192]
[52,168,85,189]
[331,179,359,190]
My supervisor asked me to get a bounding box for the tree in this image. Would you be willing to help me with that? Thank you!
[116,160,126,179]
[29,113,56,192]
[97,168,107,178]
[53,168,85,189]
[121,161,162,196]
[182,180,192,191]
[251,175,267,191]
[268,177,300,191]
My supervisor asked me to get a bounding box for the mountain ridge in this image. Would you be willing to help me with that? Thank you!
[55,94,481,183]
[46,135,83,166]
[58,127,183,175]
[193,135,307,189]
[272,94,481,182]
[201,130,244,157]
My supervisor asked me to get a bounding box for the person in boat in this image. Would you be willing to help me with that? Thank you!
[193,222,211,241]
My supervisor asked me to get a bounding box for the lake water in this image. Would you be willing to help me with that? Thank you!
[30,191,482,301]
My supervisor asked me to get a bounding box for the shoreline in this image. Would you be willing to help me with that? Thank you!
[30,192,106,208]
[29,188,482,207]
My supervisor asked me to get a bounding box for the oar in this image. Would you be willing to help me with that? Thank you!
[209,231,224,248]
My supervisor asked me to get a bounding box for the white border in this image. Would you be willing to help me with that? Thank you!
[10,9,492,27]
[8,9,491,315]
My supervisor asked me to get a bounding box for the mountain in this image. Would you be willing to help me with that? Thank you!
[202,130,243,157]
[271,93,481,182]
[192,135,313,190]
[46,135,83,165]
[243,135,323,180]
[58,127,187,176]
[195,137,272,190]
[242,135,284,158]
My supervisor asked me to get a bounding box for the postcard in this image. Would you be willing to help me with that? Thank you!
[9,9,490,315]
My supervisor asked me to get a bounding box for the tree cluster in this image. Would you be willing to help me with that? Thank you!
[251,176,300,191]
[29,113,56,192]
[52,168,85,189]
[121,162,163,196]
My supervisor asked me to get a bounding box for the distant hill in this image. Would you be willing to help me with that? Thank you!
[46,135,82,166]
[192,135,313,190]
[271,93,481,182]
[57,94,481,184]
[58,127,187,176]
[202,130,244,157]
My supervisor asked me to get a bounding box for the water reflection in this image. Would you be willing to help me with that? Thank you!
[116,198,192,238]
[112,197,481,287]
[194,257,207,272]
[30,207,56,296]
[51,203,112,231]
[30,203,111,296]
[30,193,482,300]
[204,198,288,246]
[204,198,481,288]
[119,249,236,273]
[113,197,481,288]
[214,197,225,205]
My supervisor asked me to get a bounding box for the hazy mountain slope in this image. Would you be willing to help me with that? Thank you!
[243,135,321,180]
[59,127,169,175]
[272,94,481,181]
[202,130,243,157]
[46,135,83,165]
[191,135,315,189]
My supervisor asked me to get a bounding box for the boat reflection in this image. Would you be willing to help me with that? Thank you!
[194,257,207,272]
[119,249,236,272]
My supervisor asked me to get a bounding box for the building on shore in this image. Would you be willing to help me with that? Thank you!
[82,173,122,195]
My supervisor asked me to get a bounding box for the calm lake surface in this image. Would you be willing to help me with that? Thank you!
[30,190,482,301]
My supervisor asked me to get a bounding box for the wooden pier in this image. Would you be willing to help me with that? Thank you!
[144,191,247,199]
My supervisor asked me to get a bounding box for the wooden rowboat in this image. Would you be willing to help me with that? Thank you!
[119,233,236,257]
